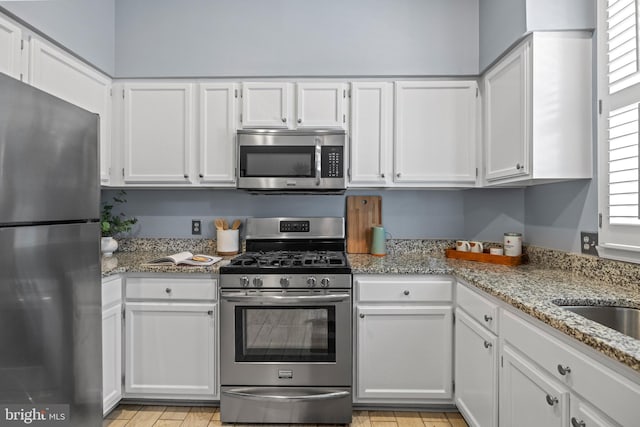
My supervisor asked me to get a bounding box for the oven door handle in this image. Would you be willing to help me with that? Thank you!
[222,388,350,402]
[221,293,351,304]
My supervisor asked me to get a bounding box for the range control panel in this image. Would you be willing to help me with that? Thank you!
[279,220,310,233]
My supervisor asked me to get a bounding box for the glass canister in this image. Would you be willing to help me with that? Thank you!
[504,232,522,257]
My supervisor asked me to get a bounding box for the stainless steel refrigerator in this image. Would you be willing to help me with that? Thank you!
[0,72,102,426]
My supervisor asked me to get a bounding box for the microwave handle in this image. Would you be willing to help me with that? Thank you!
[315,138,322,186]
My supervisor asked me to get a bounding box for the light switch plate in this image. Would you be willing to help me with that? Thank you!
[580,231,598,256]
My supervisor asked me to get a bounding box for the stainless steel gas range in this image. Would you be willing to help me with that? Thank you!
[219,217,352,424]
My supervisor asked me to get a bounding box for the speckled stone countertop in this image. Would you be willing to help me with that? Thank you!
[102,238,640,375]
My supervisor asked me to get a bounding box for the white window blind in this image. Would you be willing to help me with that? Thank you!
[608,0,640,93]
[598,0,640,262]
[607,104,640,225]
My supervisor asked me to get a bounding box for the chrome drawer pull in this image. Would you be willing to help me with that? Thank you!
[571,418,585,427]
[403,290,410,296]
[557,364,571,376]
[484,341,492,349]
[484,314,493,322]
[165,288,172,294]
[545,394,558,406]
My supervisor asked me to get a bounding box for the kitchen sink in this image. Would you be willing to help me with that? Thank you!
[556,305,640,340]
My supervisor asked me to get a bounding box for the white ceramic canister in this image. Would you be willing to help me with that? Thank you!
[504,232,522,257]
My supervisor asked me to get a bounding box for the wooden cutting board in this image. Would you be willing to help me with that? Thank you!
[346,196,382,253]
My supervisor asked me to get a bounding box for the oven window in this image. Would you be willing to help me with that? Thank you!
[240,146,314,177]
[235,306,336,362]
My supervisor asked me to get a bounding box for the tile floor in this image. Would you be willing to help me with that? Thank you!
[103,405,469,427]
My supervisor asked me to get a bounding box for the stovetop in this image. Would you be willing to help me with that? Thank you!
[220,250,351,275]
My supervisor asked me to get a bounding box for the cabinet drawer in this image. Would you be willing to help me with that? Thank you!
[126,277,216,301]
[102,275,123,308]
[456,281,498,334]
[355,276,452,303]
[501,309,640,427]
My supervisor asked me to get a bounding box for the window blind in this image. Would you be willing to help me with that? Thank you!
[608,104,640,225]
[608,0,640,93]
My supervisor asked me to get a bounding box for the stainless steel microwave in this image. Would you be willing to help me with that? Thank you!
[236,129,346,193]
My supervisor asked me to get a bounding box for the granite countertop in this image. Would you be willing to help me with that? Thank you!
[102,241,640,375]
[350,253,640,375]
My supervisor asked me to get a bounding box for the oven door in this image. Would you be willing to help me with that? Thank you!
[220,289,352,387]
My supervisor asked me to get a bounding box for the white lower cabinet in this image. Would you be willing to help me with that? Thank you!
[454,309,497,427]
[102,275,123,415]
[500,344,569,427]
[124,277,217,400]
[354,275,453,403]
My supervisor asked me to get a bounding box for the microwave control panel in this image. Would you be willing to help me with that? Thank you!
[321,146,344,178]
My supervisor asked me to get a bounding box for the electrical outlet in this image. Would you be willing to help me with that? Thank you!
[580,231,598,256]
[191,220,201,235]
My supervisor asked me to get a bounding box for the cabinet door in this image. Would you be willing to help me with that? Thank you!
[102,303,122,415]
[199,83,237,185]
[454,309,498,427]
[122,83,193,183]
[28,38,112,183]
[350,82,392,186]
[394,81,477,185]
[500,344,569,427]
[296,82,346,128]
[0,14,22,80]
[484,41,530,182]
[570,398,620,427]
[356,305,452,401]
[241,82,290,128]
[125,302,216,398]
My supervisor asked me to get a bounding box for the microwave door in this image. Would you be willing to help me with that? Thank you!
[238,145,318,189]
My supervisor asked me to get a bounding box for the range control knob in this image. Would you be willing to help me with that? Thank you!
[307,277,317,287]
[240,276,250,287]
[280,277,290,287]
[253,277,263,287]
[321,278,331,288]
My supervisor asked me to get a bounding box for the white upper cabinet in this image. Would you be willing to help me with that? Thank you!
[483,32,592,186]
[241,82,347,129]
[241,82,290,128]
[198,83,238,185]
[394,81,478,186]
[0,14,22,80]
[28,38,112,183]
[349,82,392,186]
[121,83,193,184]
[296,82,346,128]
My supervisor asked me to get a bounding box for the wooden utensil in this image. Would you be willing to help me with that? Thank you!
[346,196,382,254]
[231,219,242,230]
[214,218,225,231]
[223,219,229,230]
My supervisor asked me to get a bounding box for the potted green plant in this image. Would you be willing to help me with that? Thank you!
[100,190,137,256]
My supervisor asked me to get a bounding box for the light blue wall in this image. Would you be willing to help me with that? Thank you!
[0,0,115,75]
[463,188,525,242]
[526,0,595,32]
[102,189,466,240]
[479,0,526,71]
[114,0,479,77]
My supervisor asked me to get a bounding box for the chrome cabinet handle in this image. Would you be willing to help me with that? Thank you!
[516,163,522,170]
[381,173,385,178]
[557,365,571,376]
[396,172,401,178]
[484,341,492,349]
[184,174,189,179]
[484,314,493,322]
[545,394,558,406]
[282,117,287,123]
[207,310,213,316]
[165,288,172,294]
[199,173,204,178]
[571,418,586,427]
[359,313,365,318]
[297,118,302,124]
[403,290,410,296]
